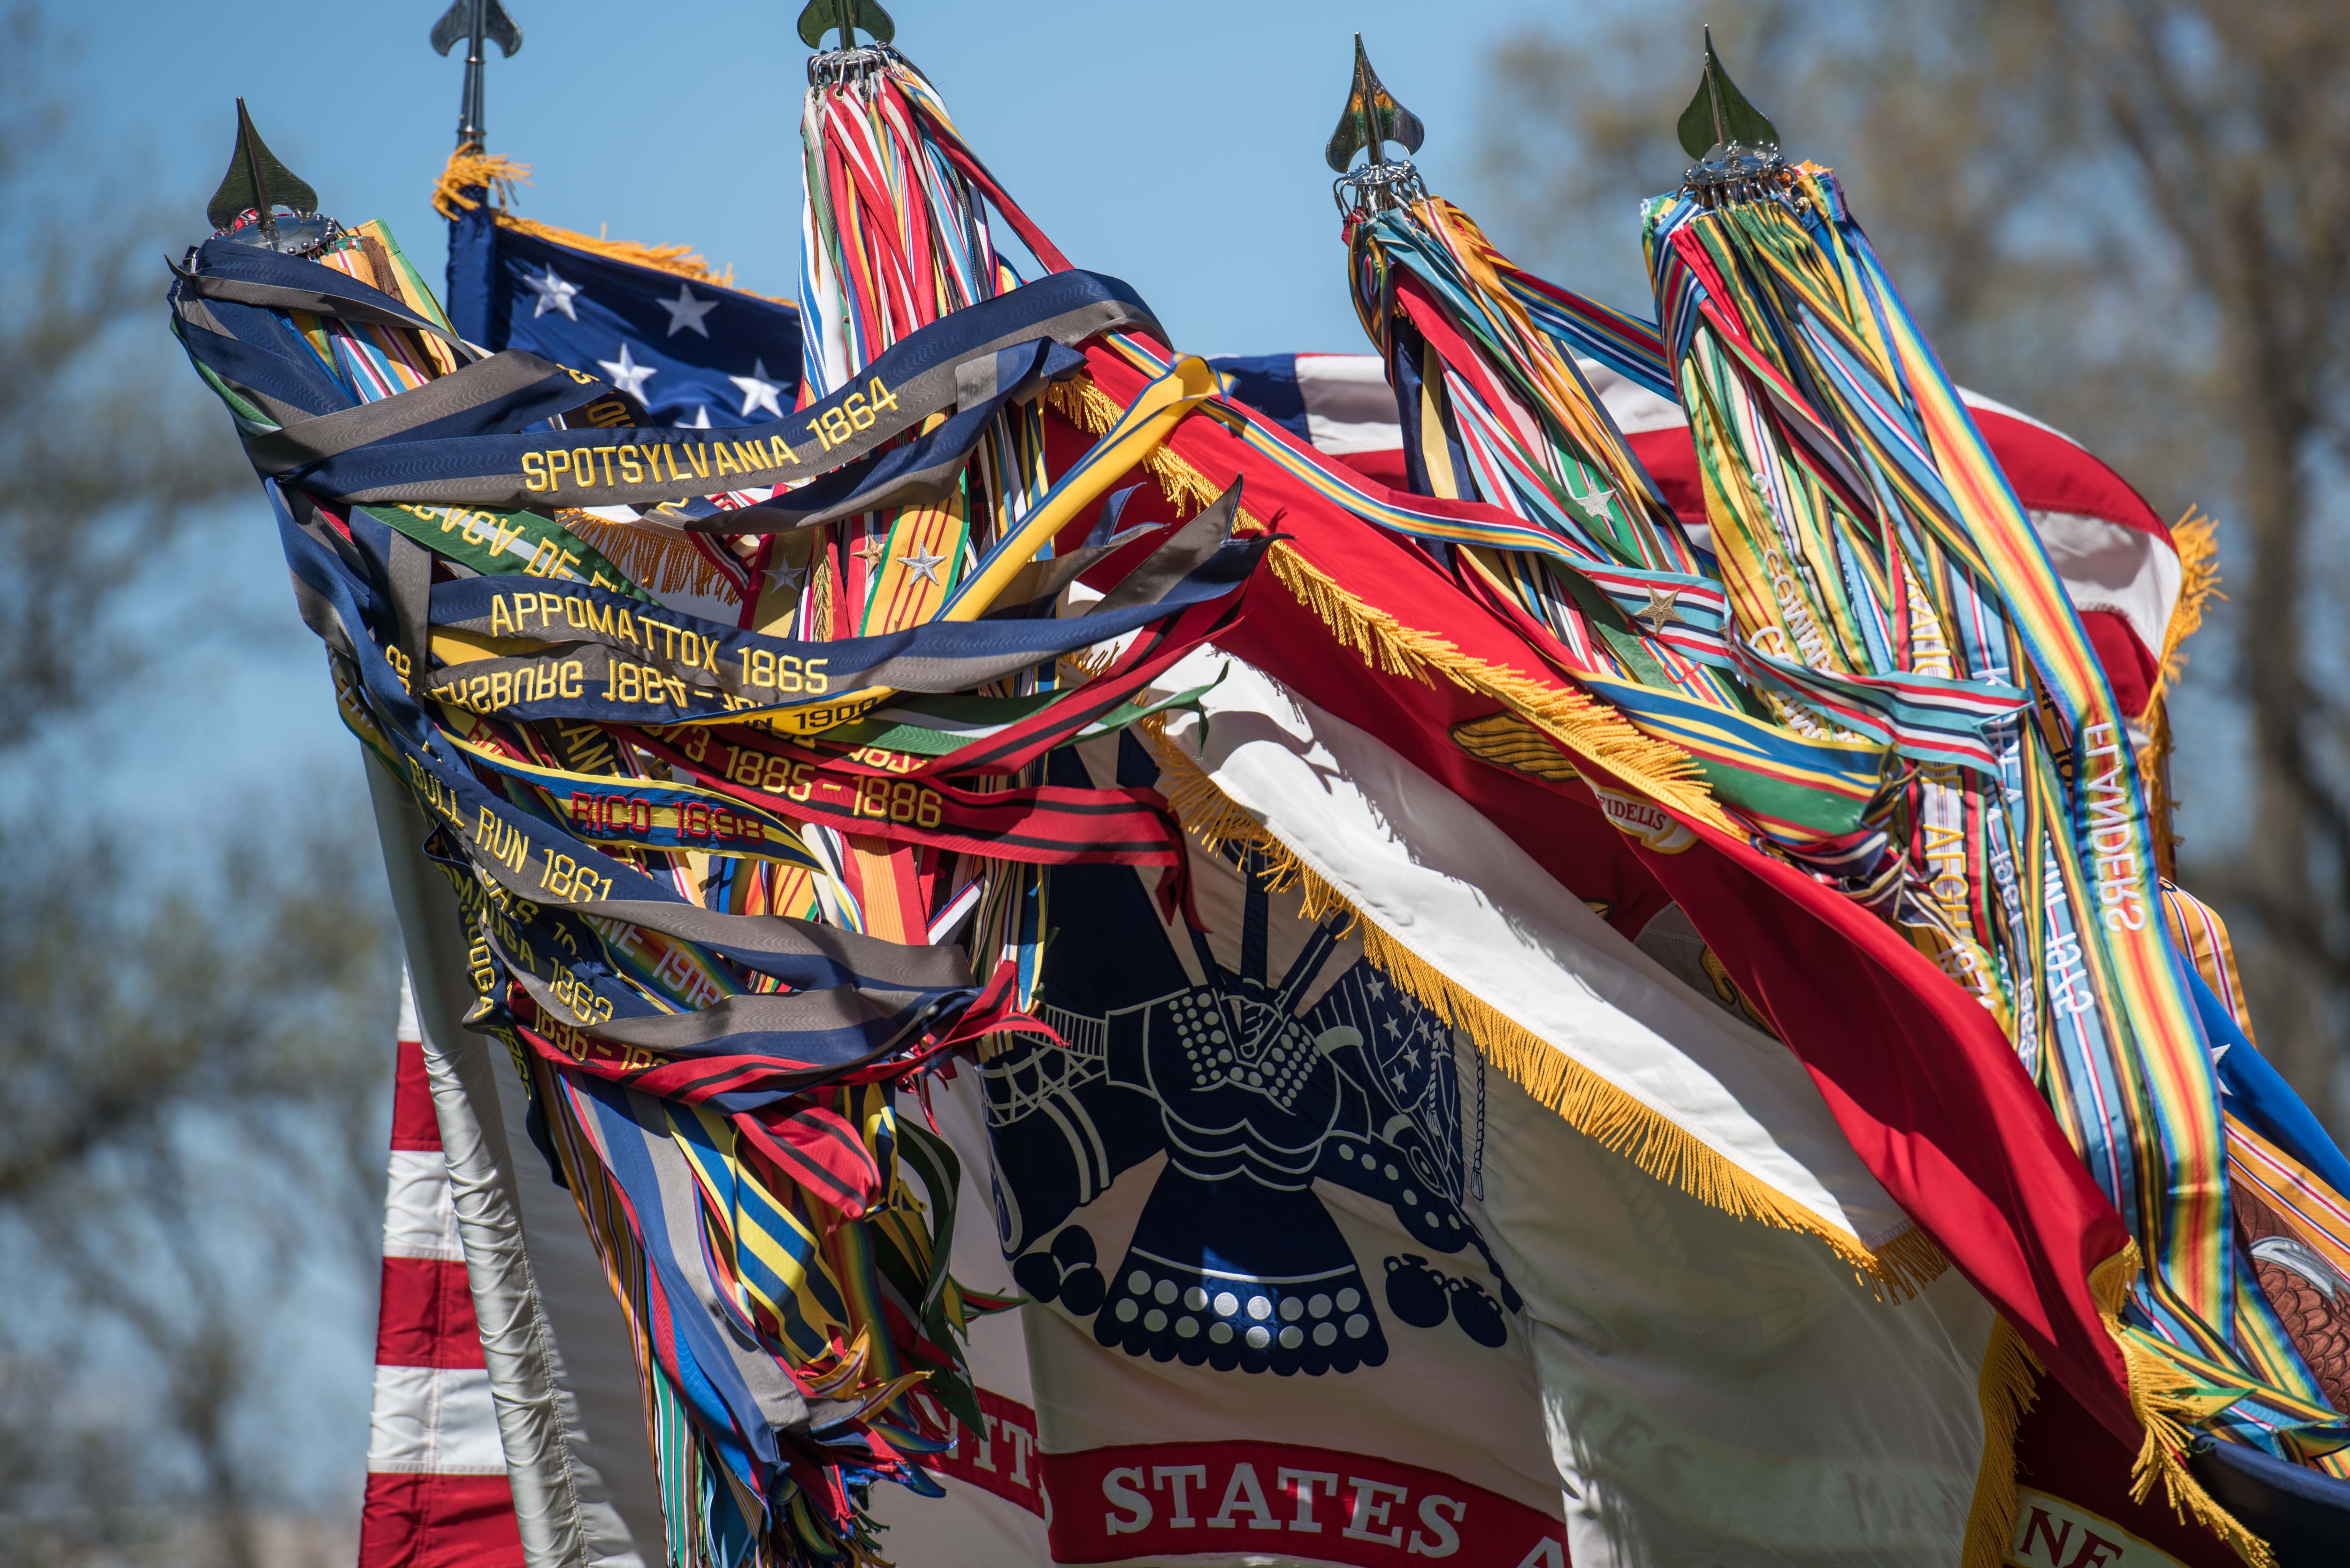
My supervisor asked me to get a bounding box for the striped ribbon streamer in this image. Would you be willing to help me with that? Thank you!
[1644,163,2345,1481]
[918,102,2350,1532]
[1341,197,2032,850]
[794,48,1126,1032]
[177,148,1243,1559]
[1102,319,1908,845]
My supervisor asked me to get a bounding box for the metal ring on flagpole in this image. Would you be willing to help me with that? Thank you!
[1678,143,1796,210]
[1333,160,1429,221]
[807,42,900,87]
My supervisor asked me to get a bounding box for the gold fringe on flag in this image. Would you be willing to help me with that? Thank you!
[1259,541,1736,833]
[557,509,741,604]
[2093,1245,2277,1568]
[430,147,792,303]
[1044,378,1233,521]
[1960,1319,2044,1568]
[2139,508,2221,882]
[2153,509,2222,708]
[1043,373,1731,831]
[1141,718,1946,1301]
[1857,1228,2276,1568]
[431,146,532,217]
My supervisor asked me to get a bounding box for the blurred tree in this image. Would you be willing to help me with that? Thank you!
[0,7,396,1565]
[1476,0,2350,1136]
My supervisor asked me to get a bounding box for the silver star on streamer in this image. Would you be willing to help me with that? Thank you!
[900,546,949,586]
[1571,484,1616,523]
[660,283,718,338]
[675,405,713,429]
[767,561,808,592]
[597,342,657,401]
[1633,586,1684,634]
[524,265,581,321]
[729,358,785,420]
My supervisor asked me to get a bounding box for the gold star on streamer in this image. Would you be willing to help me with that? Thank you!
[851,533,888,567]
[1633,586,1684,634]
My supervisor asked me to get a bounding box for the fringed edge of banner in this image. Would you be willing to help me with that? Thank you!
[1256,541,1739,834]
[1141,722,1929,1298]
[1867,1224,1955,1301]
[1961,1318,2043,1568]
[430,148,794,305]
[490,213,785,300]
[557,511,743,604]
[1948,1250,2283,1568]
[1044,378,1235,523]
[2139,509,2220,881]
[431,146,533,219]
[2153,509,2221,710]
[2093,1246,2278,1568]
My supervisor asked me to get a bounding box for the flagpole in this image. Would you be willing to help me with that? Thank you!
[461,2,484,147]
[429,0,523,151]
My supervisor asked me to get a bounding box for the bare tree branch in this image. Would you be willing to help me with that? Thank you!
[0,10,396,1561]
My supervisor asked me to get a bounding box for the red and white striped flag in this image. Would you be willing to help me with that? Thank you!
[356,973,522,1568]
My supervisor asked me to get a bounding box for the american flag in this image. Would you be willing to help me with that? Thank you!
[445,202,803,431]
[356,977,520,1568]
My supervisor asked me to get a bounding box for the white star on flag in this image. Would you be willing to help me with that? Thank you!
[675,405,713,429]
[597,342,657,401]
[729,359,785,420]
[523,266,581,321]
[660,283,718,338]
[900,546,949,586]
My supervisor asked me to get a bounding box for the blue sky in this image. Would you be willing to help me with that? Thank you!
[104,0,1570,352]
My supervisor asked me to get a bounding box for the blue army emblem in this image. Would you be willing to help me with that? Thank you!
[982,752,1518,1376]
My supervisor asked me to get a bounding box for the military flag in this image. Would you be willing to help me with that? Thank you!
[175,8,2350,1567]
[173,77,1262,1565]
[779,24,2079,1568]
